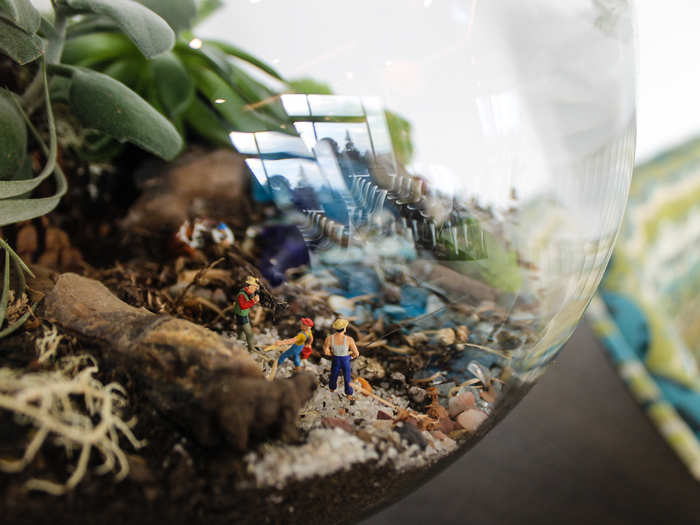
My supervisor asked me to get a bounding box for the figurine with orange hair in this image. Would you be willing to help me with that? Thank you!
[268,317,314,378]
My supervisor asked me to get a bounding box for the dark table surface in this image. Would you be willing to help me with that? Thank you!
[362,322,700,525]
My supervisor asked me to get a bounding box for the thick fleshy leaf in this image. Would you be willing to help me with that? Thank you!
[38,15,59,40]
[151,51,194,118]
[183,56,278,132]
[0,168,67,225]
[0,90,26,181]
[134,0,196,33]
[74,133,126,162]
[0,248,10,328]
[62,31,138,67]
[0,0,41,33]
[63,0,174,58]
[65,15,119,38]
[101,56,147,92]
[193,0,223,27]
[184,94,231,147]
[177,42,288,125]
[0,17,44,64]
[66,67,182,160]
[206,40,284,81]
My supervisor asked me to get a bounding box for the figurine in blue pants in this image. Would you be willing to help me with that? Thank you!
[269,317,314,378]
[323,318,360,399]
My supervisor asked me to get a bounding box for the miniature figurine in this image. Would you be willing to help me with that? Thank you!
[323,318,360,399]
[234,276,261,352]
[268,317,314,379]
[174,218,235,255]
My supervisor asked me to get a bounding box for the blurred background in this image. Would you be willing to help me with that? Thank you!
[362,2,700,523]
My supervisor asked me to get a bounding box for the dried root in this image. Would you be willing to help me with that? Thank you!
[35,324,63,363]
[0,354,145,495]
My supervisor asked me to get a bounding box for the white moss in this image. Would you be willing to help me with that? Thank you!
[0,353,145,495]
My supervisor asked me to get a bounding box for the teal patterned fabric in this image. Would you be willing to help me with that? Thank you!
[587,138,700,480]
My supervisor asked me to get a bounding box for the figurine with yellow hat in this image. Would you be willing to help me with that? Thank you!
[234,276,261,352]
[323,318,360,399]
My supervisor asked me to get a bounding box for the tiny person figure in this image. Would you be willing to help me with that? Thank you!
[272,317,314,376]
[234,276,261,352]
[323,318,359,399]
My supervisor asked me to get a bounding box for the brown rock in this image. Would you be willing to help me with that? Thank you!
[122,149,250,233]
[376,410,392,420]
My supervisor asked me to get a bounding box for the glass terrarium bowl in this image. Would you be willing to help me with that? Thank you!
[196,0,636,521]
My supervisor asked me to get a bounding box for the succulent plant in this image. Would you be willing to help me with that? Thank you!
[0,0,188,332]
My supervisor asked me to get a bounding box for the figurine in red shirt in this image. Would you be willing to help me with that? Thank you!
[234,276,261,352]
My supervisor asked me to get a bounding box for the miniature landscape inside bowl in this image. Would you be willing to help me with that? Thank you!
[0,1,636,524]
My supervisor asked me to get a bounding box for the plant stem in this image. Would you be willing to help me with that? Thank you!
[21,70,44,116]
[46,6,67,65]
[23,4,68,115]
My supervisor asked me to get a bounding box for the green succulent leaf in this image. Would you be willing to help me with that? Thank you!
[0,17,44,64]
[178,44,288,129]
[65,66,183,160]
[62,31,138,67]
[228,63,288,124]
[0,61,64,226]
[0,169,66,225]
[0,89,27,182]
[289,77,334,95]
[385,110,414,165]
[151,51,194,118]
[134,0,197,33]
[184,94,231,147]
[206,39,284,81]
[62,0,174,58]
[65,15,119,38]
[38,15,59,40]
[0,237,34,337]
[184,58,278,132]
[75,133,126,162]
[100,56,147,92]
[193,0,223,27]
[0,248,10,328]
[0,0,41,33]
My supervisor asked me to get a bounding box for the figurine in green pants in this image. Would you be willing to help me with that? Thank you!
[234,276,261,352]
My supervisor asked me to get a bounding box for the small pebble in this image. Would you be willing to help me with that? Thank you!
[390,372,406,383]
[376,410,392,420]
[437,415,459,434]
[448,391,476,418]
[408,386,427,403]
[396,422,428,450]
[356,430,373,443]
[456,409,488,432]
[355,356,386,381]
[431,430,448,441]
[211,288,227,305]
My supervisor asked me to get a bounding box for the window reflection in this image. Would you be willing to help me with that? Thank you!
[233,94,485,260]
